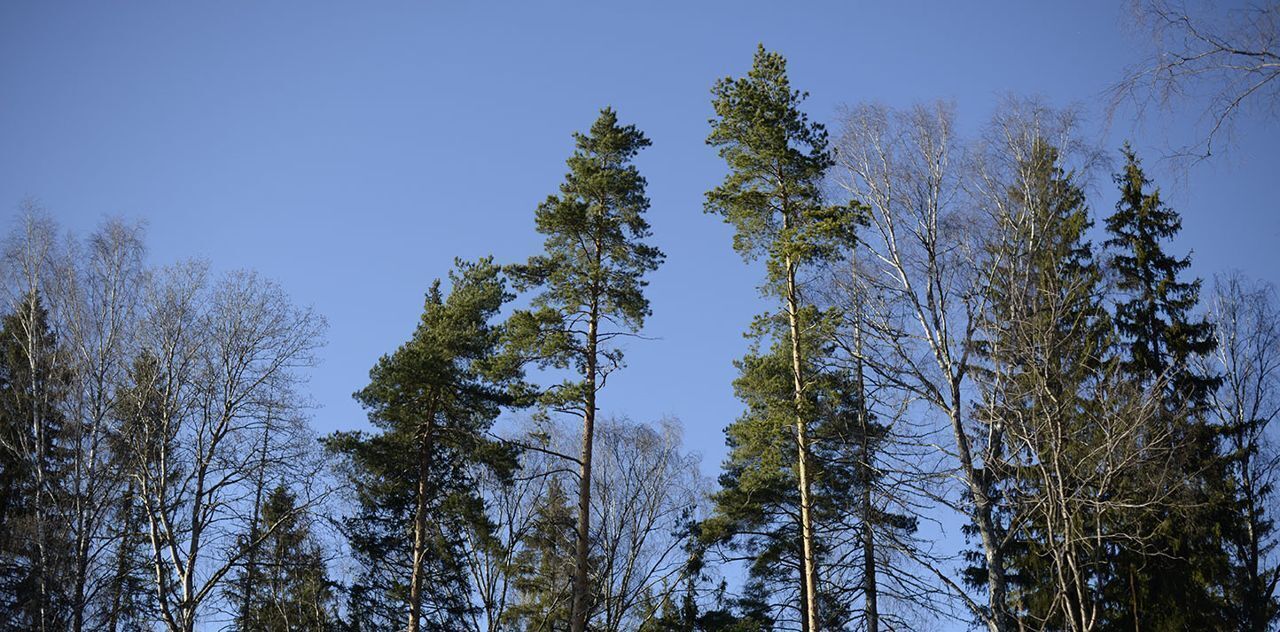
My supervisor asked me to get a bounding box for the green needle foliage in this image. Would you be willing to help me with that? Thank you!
[503,476,578,631]
[1102,146,1231,632]
[705,45,857,289]
[506,107,663,401]
[228,486,336,632]
[506,106,663,632]
[325,257,525,632]
[703,44,861,631]
[973,139,1115,629]
[1106,145,1219,406]
[0,293,73,630]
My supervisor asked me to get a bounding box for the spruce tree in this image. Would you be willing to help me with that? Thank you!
[506,107,663,632]
[972,139,1114,630]
[228,486,336,632]
[1102,146,1229,631]
[0,293,73,631]
[504,476,577,631]
[704,45,859,631]
[1105,145,1218,404]
[326,257,524,632]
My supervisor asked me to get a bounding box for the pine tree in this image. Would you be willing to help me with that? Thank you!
[703,45,859,631]
[702,307,909,631]
[1101,146,1229,631]
[326,257,524,632]
[228,486,336,632]
[701,318,818,629]
[506,107,663,632]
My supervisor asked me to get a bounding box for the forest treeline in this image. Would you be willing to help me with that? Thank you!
[2,45,1279,632]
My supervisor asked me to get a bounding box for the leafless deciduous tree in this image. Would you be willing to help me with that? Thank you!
[125,263,326,632]
[1112,0,1280,159]
[51,219,149,632]
[591,417,704,631]
[1203,271,1280,626]
[834,100,1013,631]
[472,416,705,632]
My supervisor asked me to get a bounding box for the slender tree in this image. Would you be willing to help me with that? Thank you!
[1204,273,1280,630]
[0,294,73,631]
[704,44,858,631]
[702,312,879,630]
[505,474,578,632]
[976,139,1158,632]
[507,107,663,632]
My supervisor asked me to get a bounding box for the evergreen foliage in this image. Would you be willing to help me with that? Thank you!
[972,139,1115,628]
[325,258,523,631]
[506,106,663,632]
[228,486,337,632]
[703,44,862,632]
[1101,146,1231,631]
[0,293,73,630]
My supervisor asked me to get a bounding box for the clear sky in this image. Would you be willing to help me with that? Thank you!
[2,1,1278,623]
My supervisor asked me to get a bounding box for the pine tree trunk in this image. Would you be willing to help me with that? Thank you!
[407,407,438,632]
[570,301,599,632]
[787,260,822,632]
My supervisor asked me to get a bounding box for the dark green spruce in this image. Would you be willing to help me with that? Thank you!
[1101,146,1230,631]
[227,486,337,632]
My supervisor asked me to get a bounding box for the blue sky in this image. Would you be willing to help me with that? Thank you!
[2,1,1278,621]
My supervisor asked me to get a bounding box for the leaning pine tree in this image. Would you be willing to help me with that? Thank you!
[507,107,663,632]
[704,45,858,632]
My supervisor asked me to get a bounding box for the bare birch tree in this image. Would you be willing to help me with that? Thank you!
[591,417,704,631]
[833,101,1015,631]
[1203,272,1280,628]
[127,264,326,632]
[51,219,149,631]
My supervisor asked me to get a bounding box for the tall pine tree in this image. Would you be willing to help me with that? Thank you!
[506,107,663,632]
[704,45,859,632]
